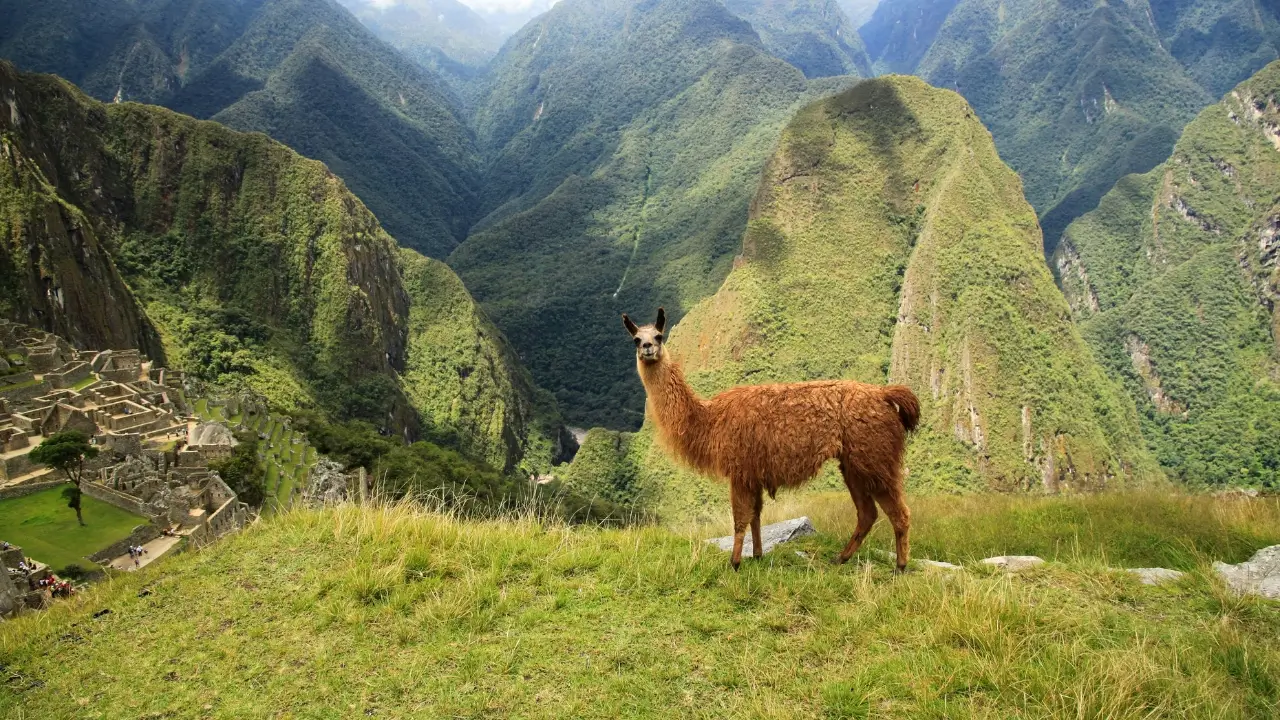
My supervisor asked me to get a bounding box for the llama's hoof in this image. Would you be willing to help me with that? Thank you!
[894,565,909,575]
[731,560,741,572]
[832,555,850,566]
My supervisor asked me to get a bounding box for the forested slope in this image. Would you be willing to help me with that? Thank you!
[861,0,1280,253]
[1056,60,1280,490]
[0,0,480,257]
[0,62,558,474]
[452,0,860,428]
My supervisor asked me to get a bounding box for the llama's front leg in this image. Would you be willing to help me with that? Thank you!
[729,481,753,570]
[750,487,764,559]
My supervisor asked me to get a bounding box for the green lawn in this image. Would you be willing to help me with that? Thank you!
[2,494,1279,718]
[0,487,145,570]
[71,375,97,391]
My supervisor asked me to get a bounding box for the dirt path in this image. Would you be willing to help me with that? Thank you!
[108,535,182,571]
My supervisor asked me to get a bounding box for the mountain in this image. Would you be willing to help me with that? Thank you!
[0,61,559,473]
[838,0,881,26]
[0,0,481,258]
[451,0,858,429]
[722,0,873,78]
[859,0,957,74]
[566,76,1157,520]
[861,0,1280,254]
[1055,60,1280,489]
[334,0,502,78]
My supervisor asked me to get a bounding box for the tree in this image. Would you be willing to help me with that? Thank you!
[29,431,99,526]
[208,433,266,507]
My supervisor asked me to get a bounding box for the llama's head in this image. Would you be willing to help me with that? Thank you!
[622,307,666,365]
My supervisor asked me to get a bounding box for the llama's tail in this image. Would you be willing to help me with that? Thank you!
[882,385,921,432]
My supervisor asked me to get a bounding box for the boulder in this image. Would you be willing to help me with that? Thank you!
[981,555,1045,572]
[1213,545,1280,600]
[707,517,815,556]
[919,559,964,571]
[1126,568,1185,585]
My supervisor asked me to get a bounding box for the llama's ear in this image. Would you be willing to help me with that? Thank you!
[622,314,640,337]
[655,307,666,333]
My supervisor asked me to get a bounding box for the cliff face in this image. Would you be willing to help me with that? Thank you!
[594,76,1157,521]
[0,62,557,473]
[1056,60,1280,489]
[0,63,163,357]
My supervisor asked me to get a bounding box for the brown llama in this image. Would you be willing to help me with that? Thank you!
[624,308,920,571]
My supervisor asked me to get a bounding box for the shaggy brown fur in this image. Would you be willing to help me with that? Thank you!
[624,309,920,570]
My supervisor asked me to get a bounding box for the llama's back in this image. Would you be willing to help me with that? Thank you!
[705,380,908,493]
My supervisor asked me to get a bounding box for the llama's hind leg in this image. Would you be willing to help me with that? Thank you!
[837,472,877,564]
[873,488,912,573]
[729,480,754,571]
[750,487,764,559]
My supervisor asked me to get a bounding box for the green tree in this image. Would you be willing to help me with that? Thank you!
[208,433,267,507]
[29,431,99,526]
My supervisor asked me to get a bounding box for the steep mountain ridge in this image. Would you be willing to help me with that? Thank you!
[0,0,481,258]
[861,0,1280,254]
[1056,60,1280,489]
[723,0,873,78]
[452,0,860,428]
[565,76,1158,520]
[0,62,558,473]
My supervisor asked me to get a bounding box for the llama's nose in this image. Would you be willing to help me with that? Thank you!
[642,342,653,349]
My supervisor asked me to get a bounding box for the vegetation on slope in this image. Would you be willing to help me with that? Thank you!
[335,0,502,72]
[2,494,1278,717]
[862,0,1280,254]
[0,62,559,475]
[453,0,859,428]
[568,76,1156,521]
[0,0,480,257]
[1056,60,1280,490]
[723,0,872,79]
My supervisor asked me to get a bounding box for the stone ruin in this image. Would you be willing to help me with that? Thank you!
[0,319,252,615]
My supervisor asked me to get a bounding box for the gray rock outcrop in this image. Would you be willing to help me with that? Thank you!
[1213,545,1280,599]
[1127,568,1185,585]
[707,517,815,556]
[981,555,1045,572]
[302,458,350,507]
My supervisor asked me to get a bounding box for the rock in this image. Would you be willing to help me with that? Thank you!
[919,559,964,571]
[1213,545,1280,600]
[1126,568,1185,585]
[301,458,350,507]
[981,555,1045,572]
[707,517,815,556]
[1213,487,1260,499]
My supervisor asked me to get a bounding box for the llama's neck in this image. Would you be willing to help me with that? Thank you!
[639,357,711,471]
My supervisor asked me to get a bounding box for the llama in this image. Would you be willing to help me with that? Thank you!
[624,308,920,571]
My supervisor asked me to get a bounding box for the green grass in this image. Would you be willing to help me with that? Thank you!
[2,492,1278,718]
[0,487,145,570]
[70,375,97,391]
[0,378,41,394]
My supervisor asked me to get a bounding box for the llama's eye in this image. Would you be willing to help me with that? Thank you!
[655,335,663,342]
[634,338,641,345]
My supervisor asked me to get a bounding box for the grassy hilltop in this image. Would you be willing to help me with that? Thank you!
[2,493,1279,718]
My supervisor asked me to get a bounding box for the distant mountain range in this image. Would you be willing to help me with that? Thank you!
[0,0,481,258]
